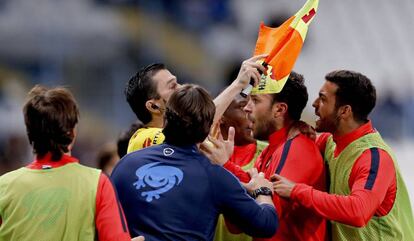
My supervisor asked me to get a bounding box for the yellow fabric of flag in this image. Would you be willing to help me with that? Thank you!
[252,0,319,94]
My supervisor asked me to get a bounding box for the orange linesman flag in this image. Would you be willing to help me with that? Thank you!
[252,0,319,94]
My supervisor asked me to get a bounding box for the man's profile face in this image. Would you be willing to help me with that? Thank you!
[244,94,276,141]
[152,69,180,104]
[312,80,339,133]
[221,96,256,146]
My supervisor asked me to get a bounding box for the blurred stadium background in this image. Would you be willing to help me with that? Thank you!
[0,0,413,206]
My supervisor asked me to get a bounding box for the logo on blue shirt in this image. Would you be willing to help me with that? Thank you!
[163,148,174,156]
[133,162,184,202]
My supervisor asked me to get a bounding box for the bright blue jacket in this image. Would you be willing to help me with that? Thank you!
[111,143,278,241]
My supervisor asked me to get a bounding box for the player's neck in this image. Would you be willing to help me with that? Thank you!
[275,118,293,132]
[146,116,164,128]
[334,119,363,137]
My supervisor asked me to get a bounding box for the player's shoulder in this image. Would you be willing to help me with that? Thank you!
[0,168,26,184]
[290,134,322,156]
[136,127,163,136]
[292,133,317,146]
[113,144,167,177]
[129,127,165,149]
[126,143,165,158]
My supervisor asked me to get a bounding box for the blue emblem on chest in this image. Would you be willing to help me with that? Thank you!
[133,162,184,202]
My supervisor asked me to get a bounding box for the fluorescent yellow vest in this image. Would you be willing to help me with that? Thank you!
[0,163,100,241]
[325,132,414,241]
[214,140,268,241]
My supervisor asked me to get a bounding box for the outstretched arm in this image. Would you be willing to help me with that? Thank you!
[213,54,267,125]
[273,149,396,227]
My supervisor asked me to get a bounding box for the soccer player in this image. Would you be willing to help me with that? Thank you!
[222,72,327,241]
[273,70,414,240]
[111,84,278,241]
[214,95,268,241]
[0,85,144,241]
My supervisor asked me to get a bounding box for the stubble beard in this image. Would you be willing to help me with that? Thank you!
[315,111,340,134]
[253,118,276,141]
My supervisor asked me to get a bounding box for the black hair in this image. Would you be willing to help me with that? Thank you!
[325,70,376,122]
[163,84,215,146]
[24,85,79,160]
[271,71,308,120]
[125,63,165,124]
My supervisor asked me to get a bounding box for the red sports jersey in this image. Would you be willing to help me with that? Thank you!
[225,126,326,241]
[230,143,257,166]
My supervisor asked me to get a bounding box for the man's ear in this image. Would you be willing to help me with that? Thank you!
[145,100,160,113]
[67,127,77,152]
[272,102,288,118]
[338,105,352,119]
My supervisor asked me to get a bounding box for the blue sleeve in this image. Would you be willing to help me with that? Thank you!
[209,165,278,238]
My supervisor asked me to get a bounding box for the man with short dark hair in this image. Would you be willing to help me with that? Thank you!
[112,84,278,241]
[0,85,143,241]
[125,63,178,152]
[222,72,327,241]
[274,70,414,240]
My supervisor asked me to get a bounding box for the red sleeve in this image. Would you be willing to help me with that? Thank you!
[291,148,396,227]
[223,161,251,183]
[96,173,131,241]
[315,133,331,154]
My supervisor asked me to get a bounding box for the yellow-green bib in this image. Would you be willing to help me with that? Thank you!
[0,163,100,241]
[325,132,414,241]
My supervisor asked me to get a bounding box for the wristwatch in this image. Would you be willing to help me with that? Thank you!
[251,187,273,199]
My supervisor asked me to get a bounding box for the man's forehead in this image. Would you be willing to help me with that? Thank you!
[225,96,247,113]
[251,93,272,100]
[321,81,338,95]
[152,69,175,84]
